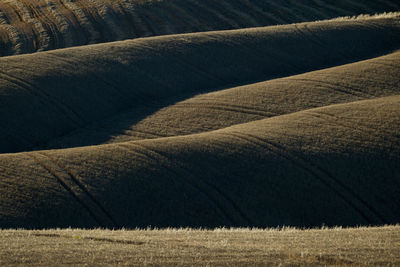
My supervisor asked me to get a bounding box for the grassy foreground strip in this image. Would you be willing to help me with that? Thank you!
[1,225,399,266]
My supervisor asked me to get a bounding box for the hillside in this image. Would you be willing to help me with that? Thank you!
[1,95,399,228]
[0,11,400,230]
[1,15,400,154]
[48,51,400,148]
[1,0,400,56]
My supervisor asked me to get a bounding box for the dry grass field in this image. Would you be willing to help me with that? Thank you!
[1,225,399,266]
[1,1,400,265]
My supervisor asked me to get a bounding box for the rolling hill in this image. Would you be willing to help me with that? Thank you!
[1,15,400,154]
[0,13,399,229]
[1,95,399,228]
[1,0,400,56]
[48,50,400,149]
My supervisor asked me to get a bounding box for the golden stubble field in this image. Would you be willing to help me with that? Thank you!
[1,226,400,266]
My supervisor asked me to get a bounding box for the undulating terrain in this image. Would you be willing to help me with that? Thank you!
[1,1,400,264]
[1,12,400,229]
[1,0,400,56]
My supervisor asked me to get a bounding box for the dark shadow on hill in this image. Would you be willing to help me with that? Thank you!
[0,18,395,153]
[1,94,400,229]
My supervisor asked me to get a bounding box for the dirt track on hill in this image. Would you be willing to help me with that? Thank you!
[1,11,400,228]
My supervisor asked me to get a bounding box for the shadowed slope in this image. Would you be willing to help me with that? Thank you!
[47,51,400,148]
[1,96,399,228]
[0,0,399,56]
[1,16,400,153]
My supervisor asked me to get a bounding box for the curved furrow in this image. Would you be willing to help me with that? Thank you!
[202,0,246,28]
[135,10,158,36]
[24,0,63,50]
[134,142,253,226]
[56,0,89,45]
[91,0,129,40]
[218,131,376,224]
[15,0,51,51]
[116,142,238,227]
[44,0,74,48]
[108,2,138,38]
[164,1,203,33]
[144,5,177,34]
[0,27,11,55]
[50,50,400,150]
[38,151,120,228]
[1,96,399,228]
[1,2,34,53]
[241,0,283,25]
[188,0,235,29]
[306,110,400,142]
[44,52,131,103]
[150,5,183,34]
[217,1,260,28]
[266,1,309,23]
[174,103,272,118]
[27,153,105,227]
[123,129,166,139]
[132,39,228,85]
[121,8,151,37]
[0,69,86,126]
[0,153,100,228]
[74,2,110,43]
[175,102,276,117]
[289,78,374,98]
[0,1,399,56]
[62,1,100,44]
[0,16,399,151]
[236,131,387,224]
[131,8,162,36]
[39,48,400,149]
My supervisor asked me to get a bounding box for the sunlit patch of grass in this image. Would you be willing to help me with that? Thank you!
[0,225,399,265]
